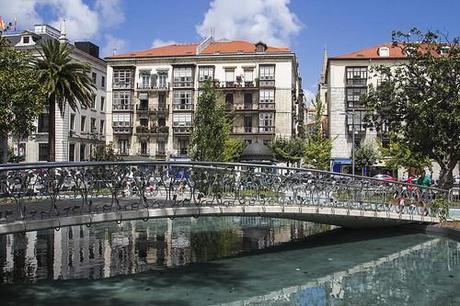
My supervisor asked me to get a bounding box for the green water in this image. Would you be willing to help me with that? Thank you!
[0,217,459,305]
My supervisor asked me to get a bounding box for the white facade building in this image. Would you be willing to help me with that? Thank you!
[105,38,302,159]
[324,43,459,179]
[4,24,107,162]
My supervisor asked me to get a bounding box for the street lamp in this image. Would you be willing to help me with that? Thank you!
[339,109,356,176]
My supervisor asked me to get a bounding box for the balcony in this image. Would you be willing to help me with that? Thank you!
[137,148,150,156]
[155,151,166,159]
[259,78,275,87]
[113,82,133,90]
[233,103,258,112]
[258,103,276,110]
[113,104,134,111]
[258,126,275,134]
[136,104,149,112]
[152,105,170,117]
[173,126,192,134]
[172,104,193,111]
[135,126,150,134]
[135,126,170,135]
[216,80,258,90]
[115,149,130,156]
[232,127,258,134]
[137,83,170,92]
[113,126,133,134]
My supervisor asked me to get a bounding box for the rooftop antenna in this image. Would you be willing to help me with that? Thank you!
[112,48,117,55]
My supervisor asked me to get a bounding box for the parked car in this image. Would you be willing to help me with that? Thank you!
[373,174,398,182]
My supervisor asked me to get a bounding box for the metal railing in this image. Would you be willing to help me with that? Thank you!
[0,161,451,228]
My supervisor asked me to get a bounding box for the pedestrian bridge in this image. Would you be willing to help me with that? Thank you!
[0,161,451,234]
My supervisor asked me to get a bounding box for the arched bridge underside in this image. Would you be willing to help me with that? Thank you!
[0,161,451,234]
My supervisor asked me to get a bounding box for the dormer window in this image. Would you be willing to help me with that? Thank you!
[255,42,268,53]
[378,47,389,57]
[405,46,417,56]
[440,46,450,55]
[23,36,30,44]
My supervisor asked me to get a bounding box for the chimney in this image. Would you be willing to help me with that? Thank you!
[112,48,117,55]
[59,19,67,43]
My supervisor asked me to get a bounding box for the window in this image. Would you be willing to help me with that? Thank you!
[346,111,366,133]
[140,141,148,155]
[157,72,168,88]
[113,68,133,88]
[179,139,189,156]
[113,91,132,110]
[173,113,192,127]
[225,93,234,104]
[100,96,105,111]
[23,36,30,44]
[38,143,48,161]
[81,116,86,132]
[117,139,129,155]
[91,95,96,109]
[90,118,97,133]
[140,73,150,88]
[199,67,214,81]
[100,120,105,134]
[173,67,193,87]
[244,69,254,82]
[139,118,148,127]
[225,69,235,82]
[173,90,192,110]
[80,144,86,161]
[259,65,275,80]
[346,67,368,86]
[92,72,97,84]
[38,113,49,133]
[157,141,166,154]
[244,116,252,132]
[112,113,131,126]
[259,89,274,103]
[158,94,166,108]
[346,87,367,109]
[259,113,274,131]
[70,114,76,131]
[158,117,166,127]
[69,143,75,161]
[101,76,105,88]
[244,93,253,105]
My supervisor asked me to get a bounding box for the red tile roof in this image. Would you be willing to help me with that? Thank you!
[107,40,290,59]
[331,43,406,60]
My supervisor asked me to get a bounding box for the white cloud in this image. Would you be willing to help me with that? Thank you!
[0,0,124,41]
[304,89,316,106]
[101,34,127,57]
[151,39,178,48]
[196,0,301,46]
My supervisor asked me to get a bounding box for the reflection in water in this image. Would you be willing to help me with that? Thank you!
[0,217,327,283]
[1,218,460,306]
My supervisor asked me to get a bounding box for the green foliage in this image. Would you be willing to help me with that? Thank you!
[354,141,379,169]
[379,135,432,173]
[271,137,305,165]
[303,93,332,170]
[190,80,229,161]
[91,143,120,161]
[431,197,449,222]
[35,39,95,161]
[0,36,45,139]
[361,28,460,188]
[222,137,245,162]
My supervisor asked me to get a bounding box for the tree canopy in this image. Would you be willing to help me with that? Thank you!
[190,80,230,161]
[354,141,379,174]
[0,36,45,139]
[361,28,460,188]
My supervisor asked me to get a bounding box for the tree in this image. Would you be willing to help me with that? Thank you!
[354,141,379,175]
[35,39,95,162]
[379,135,432,175]
[222,137,245,162]
[362,28,460,189]
[0,36,45,162]
[271,137,305,166]
[190,80,229,161]
[303,93,332,170]
[91,143,120,161]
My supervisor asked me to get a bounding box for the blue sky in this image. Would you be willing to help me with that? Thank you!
[2,0,460,99]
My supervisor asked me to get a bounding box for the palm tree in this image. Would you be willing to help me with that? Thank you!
[35,39,95,161]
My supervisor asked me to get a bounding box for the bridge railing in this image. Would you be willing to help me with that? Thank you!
[0,161,451,224]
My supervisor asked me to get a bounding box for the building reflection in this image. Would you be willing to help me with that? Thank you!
[0,217,326,284]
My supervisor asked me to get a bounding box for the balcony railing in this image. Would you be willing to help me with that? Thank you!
[259,79,275,87]
[136,104,149,112]
[115,149,130,156]
[113,126,133,134]
[113,82,133,90]
[137,83,170,91]
[258,126,275,134]
[155,151,166,159]
[137,148,150,156]
[216,80,257,89]
[113,104,134,111]
[232,127,258,134]
[173,126,192,134]
[258,103,275,110]
[172,104,193,111]
[135,126,170,135]
[233,103,258,111]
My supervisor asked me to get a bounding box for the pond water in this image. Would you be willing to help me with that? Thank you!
[0,217,459,305]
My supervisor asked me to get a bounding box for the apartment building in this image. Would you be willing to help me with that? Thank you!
[105,37,302,159]
[324,43,459,178]
[3,24,106,162]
